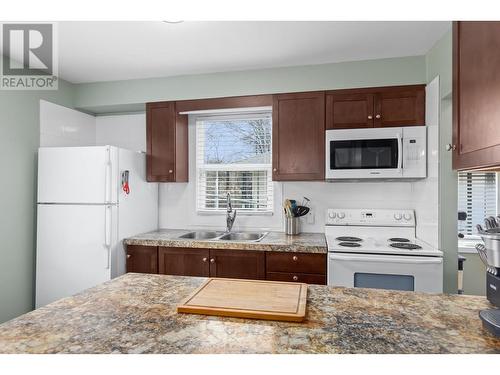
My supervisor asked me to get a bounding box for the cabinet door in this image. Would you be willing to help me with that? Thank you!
[209,249,265,280]
[453,21,500,170]
[146,102,188,182]
[126,245,158,274]
[158,247,210,277]
[272,92,325,181]
[326,92,374,129]
[374,86,425,128]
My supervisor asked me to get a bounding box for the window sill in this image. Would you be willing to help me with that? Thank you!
[196,210,274,216]
[458,238,481,254]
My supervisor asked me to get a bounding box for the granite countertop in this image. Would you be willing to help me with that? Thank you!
[0,273,499,354]
[123,229,327,254]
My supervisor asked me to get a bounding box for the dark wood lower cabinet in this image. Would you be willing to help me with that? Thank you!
[158,247,210,277]
[266,252,327,274]
[209,249,266,280]
[126,245,326,284]
[126,245,158,274]
[266,272,326,285]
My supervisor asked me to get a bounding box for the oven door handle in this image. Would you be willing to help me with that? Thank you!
[329,254,443,264]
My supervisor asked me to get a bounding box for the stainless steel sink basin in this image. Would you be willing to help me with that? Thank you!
[218,232,268,242]
[178,231,224,240]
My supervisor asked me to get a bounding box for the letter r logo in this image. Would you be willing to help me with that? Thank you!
[2,24,53,76]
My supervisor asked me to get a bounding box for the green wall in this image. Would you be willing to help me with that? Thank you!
[0,57,76,323]
[75,55,426,114]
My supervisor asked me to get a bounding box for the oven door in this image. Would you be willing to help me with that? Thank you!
[328,253,443,293]
[325,128,403,179]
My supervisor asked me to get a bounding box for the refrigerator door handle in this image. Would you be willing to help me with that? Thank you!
[104,149,112,204]
[104,205,112,269]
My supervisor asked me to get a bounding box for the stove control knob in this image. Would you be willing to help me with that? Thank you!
[328,211,336,219]
[394,213,402,220]
[403,213,412,221]
[338,212,346,219]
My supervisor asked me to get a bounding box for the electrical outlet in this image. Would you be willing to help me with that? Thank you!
[306,210,314,224]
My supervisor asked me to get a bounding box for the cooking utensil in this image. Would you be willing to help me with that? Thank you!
[295,206,310,217]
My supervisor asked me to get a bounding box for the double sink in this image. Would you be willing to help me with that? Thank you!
[178,231,268,242]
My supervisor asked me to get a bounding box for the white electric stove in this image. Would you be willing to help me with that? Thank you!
[326,208,443,293]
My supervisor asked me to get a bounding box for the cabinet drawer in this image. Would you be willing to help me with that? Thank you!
[266,272,326,285]
[266,252,326,274]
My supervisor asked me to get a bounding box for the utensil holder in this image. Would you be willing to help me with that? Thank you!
[285,216,300,235]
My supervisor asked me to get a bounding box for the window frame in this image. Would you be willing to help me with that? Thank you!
[194,111,274,216]
[457,172,499,250]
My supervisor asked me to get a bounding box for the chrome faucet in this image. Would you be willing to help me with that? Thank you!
[226,192,237,233]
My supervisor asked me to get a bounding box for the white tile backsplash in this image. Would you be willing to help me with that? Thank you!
[96,113,146,152]
[40,100,95,147]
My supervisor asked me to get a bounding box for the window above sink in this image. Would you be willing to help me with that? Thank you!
[195,111,273,215]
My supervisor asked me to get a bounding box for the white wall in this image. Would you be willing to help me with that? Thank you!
[40,100,95,147]
[412,77,440,249]
[95,113,146,152]
[40,101,146,152]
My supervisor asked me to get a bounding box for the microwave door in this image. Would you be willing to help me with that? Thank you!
[328,137,402,179]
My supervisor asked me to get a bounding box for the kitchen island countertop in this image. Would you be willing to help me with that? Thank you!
[124,229,327,254]
[0,273,499,354]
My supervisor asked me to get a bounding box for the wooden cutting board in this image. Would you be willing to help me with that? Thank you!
[177,278,308,322]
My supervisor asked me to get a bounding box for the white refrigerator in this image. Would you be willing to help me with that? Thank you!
[36,146,158,308]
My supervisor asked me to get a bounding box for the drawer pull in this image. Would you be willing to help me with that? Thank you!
[126,254,131,259]
[292,275,298,281]
[292,256,298,262]
[210,258,215,263]
[202,257,208,262]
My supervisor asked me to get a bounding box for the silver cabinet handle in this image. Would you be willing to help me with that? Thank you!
[210,258,215,263]
[292,256,298,261]
[126,254,131,259]
[202,257,208,262]
[273,168,277,172]
[168,169,173,174]
[367,115,373,120]
[292,275,298,281]
[375,114,381,119]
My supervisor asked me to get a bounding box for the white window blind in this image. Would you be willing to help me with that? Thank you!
[458,172,497,237]
[195,112,273,213]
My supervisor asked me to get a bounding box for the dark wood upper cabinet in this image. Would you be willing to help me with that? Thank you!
[326,92,374,129]
[375,87,425,127]
[126,245,158,274]
[326,85,425,130]
[209,249,265,280]
[158,247,210,277]
[453,21,500,170]
[146,101,188,182]
[272,91,325,181]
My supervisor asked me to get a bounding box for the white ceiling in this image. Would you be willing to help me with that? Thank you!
[56,21,450,84]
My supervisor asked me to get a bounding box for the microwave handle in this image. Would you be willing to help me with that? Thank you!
[397,133,403,172]
[329,254,443,265]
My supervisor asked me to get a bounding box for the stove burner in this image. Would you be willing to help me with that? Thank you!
[336,236,362,242]
[390,243,422,250]
[338,242,362,248]
[388,237,410,243]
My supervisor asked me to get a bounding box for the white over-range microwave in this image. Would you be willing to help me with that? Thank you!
[325,126,427,180]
